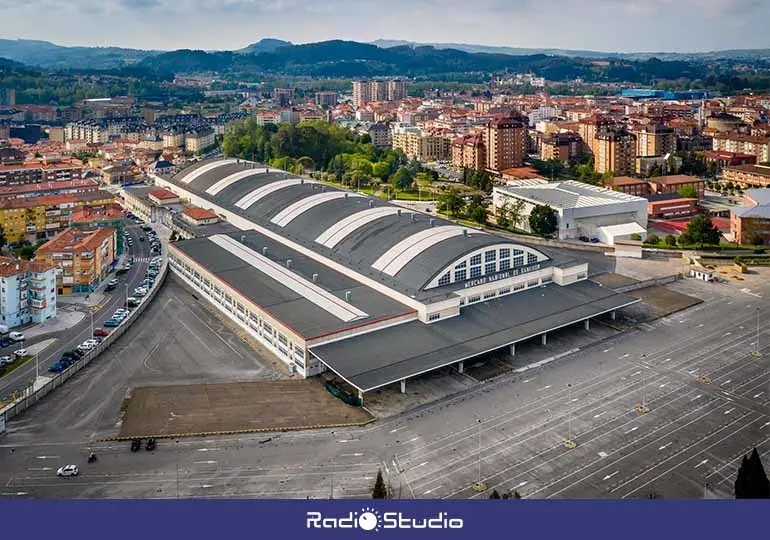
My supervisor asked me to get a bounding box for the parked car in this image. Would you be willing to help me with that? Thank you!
[114,309,129,316]
[48,363,64,373]
[578,236,589,242]
[0,355,12,367]
[9,331,25,342]
[103,319,121,328]
[590,238,600,244]
[133,288,147,297]
[13,348,28,358]
[145,438,156,451]
[56,465,79,477]
[93,328,110,337]
[0,337,11,348]
[126,297,140,307]
[77,342,94,352]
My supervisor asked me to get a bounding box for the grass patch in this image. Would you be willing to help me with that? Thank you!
[0,355,34,380]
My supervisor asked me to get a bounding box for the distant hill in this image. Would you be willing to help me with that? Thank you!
[370,39,770,62]
[238,38,293,54]
[0,39,160,69]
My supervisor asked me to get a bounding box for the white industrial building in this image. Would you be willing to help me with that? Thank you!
[492,179,648,245]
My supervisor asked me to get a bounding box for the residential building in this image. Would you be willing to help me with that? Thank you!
[577,115,615,156]
[678,134,714,152]
[367,122,392,148]
[451,133,486,170]
[632,124,677,157]
[540,131,583,163]
[70,204,126,255]
[705,151,756,169]
[315,92,338,108]
[730,189,770,244]
[352,80,405,108]
[635,155,683,177]
[723,164,770,188]
[0,257,57,327]
[646,192,698,218]
[492,179,648,244]
[484,115,528,172]
[162,130,185,149]
[185,127,216,154]
[649,174,705,198]
[0,190,115,244]
[123,185,182,223]
[101,164,135,185]
[181,207,219,226]
[391,125,451,162]
[594,129,637,176]
[602,176,651,197]
[0,88,16,107]
[273,88,293,108]
[0,158,85,187]
[387,80,407,101]
[712,133,770,163]
[35,227,117,295]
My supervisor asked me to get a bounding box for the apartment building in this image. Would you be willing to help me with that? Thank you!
[723,164,770,188]
[484,115,528,172]
[184,127,216,154]
[35,227,117,295]
[352,80,407,108]
[0,158,85,187]
[540,131,583,163]
[594,129,637,176]
[577,115,615,156]
[731,189,770,245]
[367,122,392,148]
[315,92,338,108]
[713,133,770,163]
[0,178,101,201]
[273,88,293,108]
[391,125,451,162]
[0,257,57,328]
[632,124,676,157]
[71,204,126,255]
[451,133,486,170]
[0,190,115,244]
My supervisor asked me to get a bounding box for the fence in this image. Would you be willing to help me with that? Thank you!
[0,257,169,427]
[613,274,680,294]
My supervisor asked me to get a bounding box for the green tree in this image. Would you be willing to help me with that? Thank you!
[630,233,642,241]
[391,167,414,191]
[664,235,677,247]
[646,233,660,244]
[684,216,722,247]
[0,226,6,251]
[19,245,36,260]
[497,203,511,229]
[372,161,391,180]
[507,199,526,231]
[489,489,501,499]
[528,205,558,237]
[468,203,488,224]
[735,448,770,499]
[678,185,698,199]
[437,191,466,217]
[372,470,388,499]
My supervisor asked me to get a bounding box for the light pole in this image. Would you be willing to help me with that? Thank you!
[753,308,761,358]
[471,418,487,492]
[565,384,577,449]
[636,356,650,414]
[89,309,94,338]
[125,283,129,308]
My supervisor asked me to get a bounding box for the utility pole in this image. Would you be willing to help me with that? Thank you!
[477,418,482,485]
[471,418,487,493]
[330,456,335,500]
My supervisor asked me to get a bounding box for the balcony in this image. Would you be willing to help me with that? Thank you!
[30,298,47,310]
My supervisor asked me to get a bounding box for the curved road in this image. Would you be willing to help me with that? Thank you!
[0,222,153,401]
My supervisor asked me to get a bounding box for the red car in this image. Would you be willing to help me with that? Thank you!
[93,328,110,337]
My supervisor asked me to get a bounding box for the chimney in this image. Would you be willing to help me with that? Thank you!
[312,273,318,283]
[369,200,374,208]
[429,218,435,227]
[286,259,292,269]
[463,229,468,237]
[345,291,351,302]
[262,247,268,256]
[410,213,415,222]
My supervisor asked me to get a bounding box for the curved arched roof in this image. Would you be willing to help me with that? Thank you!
[165,158,553,295]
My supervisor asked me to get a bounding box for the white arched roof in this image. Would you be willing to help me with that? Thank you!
[235,178,319,210]
[206,169,264,195]
[315,207,410,249]
[179,158,240,184]
[271,192,364,227]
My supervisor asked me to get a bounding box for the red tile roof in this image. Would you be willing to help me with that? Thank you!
[182,207,218,221]
[36,227,115,254]
[149,187,177,200]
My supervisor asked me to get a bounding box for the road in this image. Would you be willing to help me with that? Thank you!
[0,270,767,499]
[0,222,152,401]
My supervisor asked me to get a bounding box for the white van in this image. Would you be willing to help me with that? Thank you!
[9,332,25,342]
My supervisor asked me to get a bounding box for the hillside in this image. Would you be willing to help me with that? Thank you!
[0,39,160,69]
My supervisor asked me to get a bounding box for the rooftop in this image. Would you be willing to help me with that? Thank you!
[182,207,218,221]
[0,256,55,277]
[36,227,115,255]
[0,179,99,198]
[496,179,646,209]
[149,187,178,200]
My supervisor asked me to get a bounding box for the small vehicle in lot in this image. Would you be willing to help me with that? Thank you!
[9,331,25,342]
[64,349,83,360]
[56,465,79,477]
[0,337,11,348]
[146,438,156,451]
[13,348,28,358]
[130,439,142,452]
[48,363,64,373]
[77,342,94,352]
[141,225,153,232]
[0,355,12,367]
[93,328,110,337]
[139,237,145,242]
[115,309,129,316]
[590,238,600,243]
[103,319,121,327]
[126,297,140,307]
[133,287,147,297]
[579,236,590,242]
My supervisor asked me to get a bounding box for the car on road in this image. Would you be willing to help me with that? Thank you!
[103,319,121,327]
[48,363,64,373]
[56,465,79,477]
[93,328,110,337]
[126,297,140,307]
[139,237,145,242]
[0,355,12,367]
[9,331,25,342]
[77,342,94,352]
[85,338,101,346]
[114,309,129,316]
[133,287,147,297]
[13,348,28,358]
[0,337,11,348]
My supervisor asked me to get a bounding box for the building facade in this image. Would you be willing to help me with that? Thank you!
[315,92,338,108]
[713,133,770,163]
[730,189,770,245]
[484,115,527,172]
[391,125,450,162]
[594,129,637,176]
[723,164,770,188]
[451,133,486,170]
[0,158,85,187]
[35,227,117,295]
[70,204,126,255]
[632,124,677,157]
[0,257,57,327]
[540,131,583,162]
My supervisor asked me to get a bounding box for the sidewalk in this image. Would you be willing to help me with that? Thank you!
[22,310,86,341]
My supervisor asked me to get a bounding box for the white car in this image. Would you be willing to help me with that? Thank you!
[57,465,79,477]
[114,309,129,316]
[84,338,100,347]
[77,342,95,352]
[9,331,25,342]
[133,288,147,297]
[13,348,28,357]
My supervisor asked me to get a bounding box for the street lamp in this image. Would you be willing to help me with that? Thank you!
[471,418,487,493]
[752,308,762,358]
[636,356,650,414]
[564,384,577,449]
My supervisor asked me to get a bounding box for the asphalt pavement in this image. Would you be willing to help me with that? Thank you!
[0,266,767,500]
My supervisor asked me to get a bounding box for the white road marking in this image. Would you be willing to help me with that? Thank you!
[521,379,532,384]
[761,422,770,429]
[698,324,704,328]
[754,392,765,398]
[392,460,399,473]
[662,358,671,363]
[598,452,608,458]
[340,453,365,457]
[196,448,210,452]
[724,408,735,415]
[383,462,390,475]
[722,391,731,397]
[659,443,672,451]
[27,467,52,471]
[539,385,552,391]
[423,485,441,495]
[632,371,642,376]
[1,492,27,496]
[688,369,698,374]
[725,332,732,336]
[593,412,606,419]
[694,459,709,469]
[691,394,703,401]
[337,439,360,443]
[571,398,579,402]
[35,456,59,460]
[405,437,419,444]
[603,348,613,353]
[659,383,668,388]
[721,380,732,387]
[603,471,619,481]
[201,484,214,488]
[389,427,403,433]
[625,427,638,434]
[621,354,629,358]
[514,481,528,488]
[413,461,429,469]
[194,460,217,464]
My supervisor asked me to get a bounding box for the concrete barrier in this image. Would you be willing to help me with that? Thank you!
[613,274,680,294]
[0,256,169,426]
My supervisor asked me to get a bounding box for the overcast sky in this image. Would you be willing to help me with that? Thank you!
[1,0,769,52]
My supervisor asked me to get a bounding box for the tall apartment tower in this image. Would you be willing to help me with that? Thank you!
[272,88,293,108]
[633,123,676,157]
[352,81,371,108]
[314,91,338,108]
[578,115,615,156]
[388,79,407,101]
[594,128,637,176]
[0,88,16,106]
[483,115,528,172]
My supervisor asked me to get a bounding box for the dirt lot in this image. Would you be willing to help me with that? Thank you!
[118,380,373,438]
[627,285,702,318]
[591,272,640,289]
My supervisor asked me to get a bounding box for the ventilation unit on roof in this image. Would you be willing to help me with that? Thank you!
[286,259,292,269]
[312,273,319,283]
[429,218,435,227]
[369,200,374,208]
[345,291,351,302]
[463,229,468,237]
[262,247,268,256]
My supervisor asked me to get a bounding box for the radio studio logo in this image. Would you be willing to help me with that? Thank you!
[306,507,464,532]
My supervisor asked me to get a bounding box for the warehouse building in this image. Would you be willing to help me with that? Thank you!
[157,159,638,399]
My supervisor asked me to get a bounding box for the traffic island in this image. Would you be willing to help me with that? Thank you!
[113,379,374,440]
